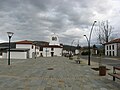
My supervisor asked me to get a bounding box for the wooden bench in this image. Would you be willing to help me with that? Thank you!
[108,66,120,81]
[75,60,81,64]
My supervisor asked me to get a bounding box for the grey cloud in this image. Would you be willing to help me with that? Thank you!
[0,0,119,45]
[0,0,19,11]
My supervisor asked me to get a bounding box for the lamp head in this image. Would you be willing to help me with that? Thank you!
[94,21,97,23]
[7,32,14,38]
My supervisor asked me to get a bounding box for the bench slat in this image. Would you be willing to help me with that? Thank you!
[114,66,120,70]
[108,73,120,77]
[108,66,120,81]
[108,73,120,79]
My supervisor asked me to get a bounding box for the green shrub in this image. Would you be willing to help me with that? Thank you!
[81,51,89,55]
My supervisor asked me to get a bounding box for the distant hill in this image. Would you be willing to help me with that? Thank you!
[0,42,16,48]
[63,45,76,52]
[95,44,104,49]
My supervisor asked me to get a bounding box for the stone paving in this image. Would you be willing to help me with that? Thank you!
[0,57,119,90]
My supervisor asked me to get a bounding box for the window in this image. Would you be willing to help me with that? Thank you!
[109,45,111,50]
[51,48,54,51]
[52,37,57,41]
[107,46,108,50]
[112,45,114,50]
[32,45,33,49]
[113,51,114,56]
[109,51,111,56]
[107,51,108,55]
[39,47,43,51]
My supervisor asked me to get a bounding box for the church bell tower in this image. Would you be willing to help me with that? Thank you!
[49,34,60,45]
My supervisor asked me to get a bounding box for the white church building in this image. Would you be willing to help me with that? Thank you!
[40,34,63,57]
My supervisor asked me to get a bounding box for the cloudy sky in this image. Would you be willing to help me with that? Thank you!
[0,0,120,46]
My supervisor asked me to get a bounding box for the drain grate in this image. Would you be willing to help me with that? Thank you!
[47,68,54,70]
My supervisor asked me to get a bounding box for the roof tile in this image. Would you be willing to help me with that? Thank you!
[16,40,33,44]
[104,38,120,44]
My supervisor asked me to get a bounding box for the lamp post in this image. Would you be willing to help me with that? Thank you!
[7,32,14,65]
[84,21,97,65]
[69,40,74,58]
[84,35,89,64]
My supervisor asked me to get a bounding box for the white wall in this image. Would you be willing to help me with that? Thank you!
[114,44,117,56]
[0,56,2,58]
[43,48,51,57]
[2,52,7,58]
[54,48,62,56]
[16,44,35,58]
[2,51,28,59]
[105,45,107,55]
[10,52,27,59]
[43,47,62,57]
[105,43,117,56]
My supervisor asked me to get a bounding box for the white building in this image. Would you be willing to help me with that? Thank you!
[104,38,120,56]
[0,34,63,59]
[75,49,79,55]
[42,45,63,57]
[0,40,39,59]
[41,34,63,57]
[16,40,38,58]
[6,48,30,59]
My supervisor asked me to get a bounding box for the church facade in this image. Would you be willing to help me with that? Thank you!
[40,34,63,57]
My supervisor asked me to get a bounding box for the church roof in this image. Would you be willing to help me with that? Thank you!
[16,40,33,44]
[104,38,120,45]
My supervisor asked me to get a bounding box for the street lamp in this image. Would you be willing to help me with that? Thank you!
[69,40,74,58]
[84,21,97,65]
[7,32,14,65]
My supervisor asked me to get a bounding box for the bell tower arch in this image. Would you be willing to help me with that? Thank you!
[49,34,60,45]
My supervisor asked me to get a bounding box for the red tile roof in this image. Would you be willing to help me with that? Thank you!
[104,38,120,45]
[16,40,33,44]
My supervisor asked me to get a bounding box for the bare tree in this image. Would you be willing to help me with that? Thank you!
[97,20,113,44]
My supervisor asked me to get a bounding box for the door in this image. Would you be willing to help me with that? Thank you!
[51,52,54,57]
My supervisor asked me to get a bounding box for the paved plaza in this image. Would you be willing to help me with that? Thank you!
[0,57,119,90]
